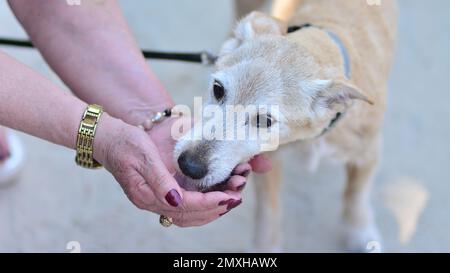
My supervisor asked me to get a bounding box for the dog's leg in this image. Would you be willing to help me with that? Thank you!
[234,0,267,19]
[342,143,381,252]
[271,0,301,21]
[252,154,283,252]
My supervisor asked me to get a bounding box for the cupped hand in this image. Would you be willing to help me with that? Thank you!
[94,114,254,227]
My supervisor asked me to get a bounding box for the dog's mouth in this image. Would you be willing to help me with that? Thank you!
[202,176,232,193]
[174,170,234,193]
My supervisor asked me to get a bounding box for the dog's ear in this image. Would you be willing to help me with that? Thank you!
[235,11,287,40]
[220,12,287,55]
[300,79,374,115]
[220,38,241,56]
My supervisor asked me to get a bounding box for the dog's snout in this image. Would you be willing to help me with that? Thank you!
[178,150,208,180]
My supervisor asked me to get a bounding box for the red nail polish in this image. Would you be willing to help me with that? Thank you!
[219,211,230,217]
[218,199,232,206]
[165,189,182,207]
[240,170,251,177]
[237,183,246,191]
[0,152,10,161]
[227,199,242,210]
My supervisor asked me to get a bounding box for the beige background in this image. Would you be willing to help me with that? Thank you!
[0,0,449,252]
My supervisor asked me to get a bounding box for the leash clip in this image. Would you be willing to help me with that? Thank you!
[200,50,217,66]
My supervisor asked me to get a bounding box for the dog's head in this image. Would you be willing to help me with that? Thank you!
[174,12,371,191]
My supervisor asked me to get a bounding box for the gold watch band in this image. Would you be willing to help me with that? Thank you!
[75,104,104,169]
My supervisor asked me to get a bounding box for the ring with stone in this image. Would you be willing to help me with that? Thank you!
[159,215,173,227]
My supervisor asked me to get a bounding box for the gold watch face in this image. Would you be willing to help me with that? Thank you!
[75,104,104,169]
[82,116,97,127]
[88,104,103,115]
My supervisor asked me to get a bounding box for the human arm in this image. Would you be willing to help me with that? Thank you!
[8,0,169,126]
[0,51,240,226]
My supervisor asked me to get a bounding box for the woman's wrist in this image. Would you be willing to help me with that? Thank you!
[92,71,175,127]
[121,101,175,127]
[92,112,126,166]
[91,101,178,166]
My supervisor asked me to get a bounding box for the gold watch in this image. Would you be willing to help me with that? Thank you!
[75,104,104,169]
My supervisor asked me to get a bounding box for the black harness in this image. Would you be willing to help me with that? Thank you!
[287,23,312,33]
[287,24,345,136]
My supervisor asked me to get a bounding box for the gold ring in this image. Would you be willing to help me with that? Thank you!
[159,215,173,227]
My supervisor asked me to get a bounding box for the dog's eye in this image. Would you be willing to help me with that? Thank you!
[213,80,225,101]
[256,114,273,128]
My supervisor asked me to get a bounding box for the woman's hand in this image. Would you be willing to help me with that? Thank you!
[93,114,245,227]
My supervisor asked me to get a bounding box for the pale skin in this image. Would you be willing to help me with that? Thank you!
[0,0,271,227]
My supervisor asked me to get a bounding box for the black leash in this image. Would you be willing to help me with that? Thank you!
[0,24,312,65]
[2,25,344,137]
[0,37,217,65]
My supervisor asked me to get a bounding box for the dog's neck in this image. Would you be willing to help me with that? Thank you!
[287,25,350,137]
[287,25,351,80]
[322,30,351,79]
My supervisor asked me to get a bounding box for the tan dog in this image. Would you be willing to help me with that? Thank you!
[175,0,397,252]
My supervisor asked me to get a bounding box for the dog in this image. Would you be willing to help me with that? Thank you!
[174,0,397,252]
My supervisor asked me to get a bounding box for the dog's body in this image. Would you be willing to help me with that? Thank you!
[251,0,397,252]
[175,0,397,252]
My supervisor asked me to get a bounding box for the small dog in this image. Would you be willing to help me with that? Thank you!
[174,0,397,252]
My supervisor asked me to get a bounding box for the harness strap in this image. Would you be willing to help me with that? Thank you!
[287,24,351,79]
[287,24,349,136]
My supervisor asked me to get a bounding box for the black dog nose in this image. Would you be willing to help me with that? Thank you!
[178,151,208,180]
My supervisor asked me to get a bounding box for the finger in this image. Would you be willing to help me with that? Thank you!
[222,189,242,201]
[168,204,225,227]
[222,175,247,192]
[140,146,184,208]
[205,175,246,192]
[170,198,241,227]
[0,128,10,160]
[163,190,243,227]
[122,173,158,210]
[232,163,251,177]
[176,189,242,212]
[249,154,272,173]
[171,208,224,227]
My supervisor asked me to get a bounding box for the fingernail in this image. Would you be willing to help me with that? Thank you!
[0,151,10,161]
[218,199,232,206]
[237,183,246,191]
[165,189,182,207]
[233,165,251,175]
[219,211,230,217]
[240,170,251,177]
[227,199,242,210]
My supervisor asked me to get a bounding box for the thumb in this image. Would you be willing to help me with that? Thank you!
[250,154,272,173]
[141,150,184,208]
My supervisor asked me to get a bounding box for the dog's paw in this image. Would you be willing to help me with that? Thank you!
[341,223,383,253]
